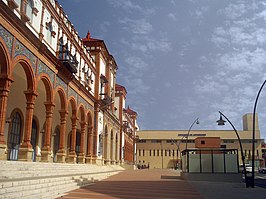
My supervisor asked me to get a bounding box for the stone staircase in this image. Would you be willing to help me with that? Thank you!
[0,160,124,199]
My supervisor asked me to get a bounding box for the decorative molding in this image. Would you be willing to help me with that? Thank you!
[21,13,30,23]
[7,0,18,10]
[32,7,38,16]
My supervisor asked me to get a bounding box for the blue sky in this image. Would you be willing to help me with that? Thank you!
[58,0,266,139]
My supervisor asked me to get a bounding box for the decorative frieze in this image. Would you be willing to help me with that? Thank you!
[68,86,78,101]
[14,40,37,72]
[37,61,55,85]
[55,76,67,91]
[0,25,14,55]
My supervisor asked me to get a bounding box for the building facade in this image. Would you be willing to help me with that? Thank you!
[136,114,264,169]
[114,84,138,166]
[0,0,137,165]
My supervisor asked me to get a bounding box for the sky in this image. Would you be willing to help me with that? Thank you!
[58,0,266,139]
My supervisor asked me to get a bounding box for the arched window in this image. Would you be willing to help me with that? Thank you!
[8,112,22,160]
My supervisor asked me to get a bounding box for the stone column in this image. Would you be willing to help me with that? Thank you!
[41,102,55,162]
[56,110,68,163]
[77,121,86,164]
[68,116,77,163]
[18,90,38,161]
[85,126,93,164]
[0,75,13,160]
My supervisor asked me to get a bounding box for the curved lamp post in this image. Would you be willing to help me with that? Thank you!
[216,111,248,188]
[251,80,266,188]
[185,118,199,150]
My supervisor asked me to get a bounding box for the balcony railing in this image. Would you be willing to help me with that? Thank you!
[58,44,78,74]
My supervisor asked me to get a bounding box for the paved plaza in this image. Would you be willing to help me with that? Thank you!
[59,169,203,199]
[59,169,266,199]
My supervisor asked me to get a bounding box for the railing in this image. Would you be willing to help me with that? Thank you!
[100,93,112,105]
[58,44,78,74]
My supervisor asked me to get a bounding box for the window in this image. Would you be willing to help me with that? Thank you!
[142,149,145,156]
[46,22,53,45]
[201,140,205,145]
[26,0,33,21]
[138,139,146,143]
[138,149,141,156]
[151,140,161,143]
[8,112,22,160]
[223,140,234,143]
[157,150,160,156]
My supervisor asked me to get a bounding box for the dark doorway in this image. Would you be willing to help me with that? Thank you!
[30,119,38,162]
[53,127,60,162]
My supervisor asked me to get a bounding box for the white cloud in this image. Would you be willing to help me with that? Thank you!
[164,82,172,88]
[218,3,248,20]
[119,18,153,34]
[107,0,142,12]
[167,13,177,21]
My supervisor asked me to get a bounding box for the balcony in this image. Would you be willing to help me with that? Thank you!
[58,45,78,74]
[100,93,112,105]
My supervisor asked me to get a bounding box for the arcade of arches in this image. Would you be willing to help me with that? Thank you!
[0,38,119,164]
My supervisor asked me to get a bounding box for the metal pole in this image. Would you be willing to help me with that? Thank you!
[219,111,249,188]
[251,80,266,188]
[185,118,199,150]
[161,141,163,169]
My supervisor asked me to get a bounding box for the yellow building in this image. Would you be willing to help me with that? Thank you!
[136,114,264,169]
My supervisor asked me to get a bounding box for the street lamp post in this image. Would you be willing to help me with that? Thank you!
[216,111,249,188]
[185,118,199,150]
[251,80,266,188]
[171,139,180,169]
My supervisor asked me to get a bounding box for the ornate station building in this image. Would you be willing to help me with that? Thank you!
[0,0,137,165]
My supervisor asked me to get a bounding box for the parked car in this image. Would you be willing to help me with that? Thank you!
[246,166,252,173]
[239,164,252,173]
[259,167,266,174]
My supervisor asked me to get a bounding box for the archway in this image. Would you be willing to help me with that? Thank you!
[66,97,77,163]
[6,57,35,161]
[53,87,67,163]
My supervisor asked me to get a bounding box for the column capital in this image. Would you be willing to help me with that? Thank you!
[0,75,14,94]
[59,110,68,119]
[24,90,38,103]
[80,121,87,129]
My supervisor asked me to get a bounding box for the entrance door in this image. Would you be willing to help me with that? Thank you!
[53,128,60,162]
[30,119,38,162]
[8,112,22,160]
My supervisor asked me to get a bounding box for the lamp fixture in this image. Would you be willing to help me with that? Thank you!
[216,114,226,125]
